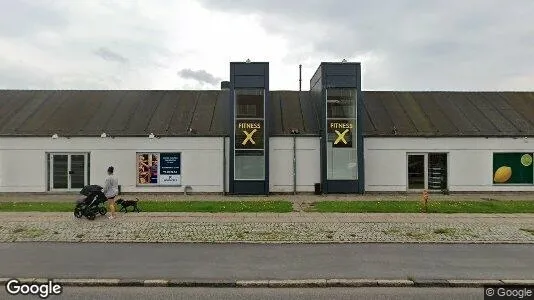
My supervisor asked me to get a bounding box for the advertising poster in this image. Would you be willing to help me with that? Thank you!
[159,153,181,185]
[493,153,533,184]
[137,153,159,185]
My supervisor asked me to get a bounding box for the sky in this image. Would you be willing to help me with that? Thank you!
[0,0,533,91]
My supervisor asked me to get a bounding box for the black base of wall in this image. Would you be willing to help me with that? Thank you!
[232,180,268,195]
[324,180,361,194]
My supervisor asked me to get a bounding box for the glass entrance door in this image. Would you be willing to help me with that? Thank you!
[50,153,88,191]
[407,154,425,190]
[407,153,448,191]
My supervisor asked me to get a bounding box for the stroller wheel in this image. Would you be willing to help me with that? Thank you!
[86,212,96,220]
[99,207,107,215]
[74,208,83,218]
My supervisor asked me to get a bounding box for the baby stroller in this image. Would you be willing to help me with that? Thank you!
[74,185,108,220]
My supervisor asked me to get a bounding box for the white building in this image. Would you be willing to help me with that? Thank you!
[1,63,533,194]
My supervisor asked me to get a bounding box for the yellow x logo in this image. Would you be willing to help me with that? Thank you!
[334,129,349,145]
[242,129,257,145]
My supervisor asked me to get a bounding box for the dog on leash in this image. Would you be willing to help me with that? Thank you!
[115,198,141,213]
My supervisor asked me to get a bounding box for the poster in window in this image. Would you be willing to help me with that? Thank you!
[138,153,159,184]
[328,120,354,148]
[159,153,181,185]
[235,120,264,150]
[493,153,533,184]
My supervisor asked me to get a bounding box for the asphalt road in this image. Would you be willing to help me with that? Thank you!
[0,287,483,300]
[0,243,532,280]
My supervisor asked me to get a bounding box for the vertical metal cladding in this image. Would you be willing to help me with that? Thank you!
[229,62,270,195]
[312,62,363,194]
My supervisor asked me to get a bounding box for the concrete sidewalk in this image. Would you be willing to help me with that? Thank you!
[1,212,533,243]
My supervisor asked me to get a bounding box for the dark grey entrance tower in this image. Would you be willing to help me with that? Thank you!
[310,62,364,194]
[229,61,270,195]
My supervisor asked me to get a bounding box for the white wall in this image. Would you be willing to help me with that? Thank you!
[365,137,534,192]
[0,137,225,193]
[269,137,320,192]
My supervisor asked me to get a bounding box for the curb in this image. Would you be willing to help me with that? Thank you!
[1,278,533,288]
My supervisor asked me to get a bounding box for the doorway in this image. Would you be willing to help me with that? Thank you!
[407,153,448,191]
[48,153,89,191]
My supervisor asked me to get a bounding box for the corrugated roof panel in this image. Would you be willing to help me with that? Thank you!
[83,91,128,135]
[362,104,376,135]
[72,91,113,135]
[0,91,53,135]
[363,92,394,135]
[379,92,416,134]
[484,93,533,133]
[16,91,71,134]
[166,91,198,135]
[299,92,319,134]
[393,92,434,134]
[0,90,35,131]
[449,92,495,133]
[499,92,534,130]
[411,92,458,135]
[432,92,479,135]
[467,93,516,134]
[270,92,283,135]
[33,91,84,135]
[210,91,229,135]
[145,91,181,134]
[280,91,305,134]
[189,91,217,135]
[124,91,166,134]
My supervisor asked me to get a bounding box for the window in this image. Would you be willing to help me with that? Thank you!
[234,89,265,180]
[327,89,356,119]
[236,89,264,119]
[493,153,533,184]
[326,88,358,180]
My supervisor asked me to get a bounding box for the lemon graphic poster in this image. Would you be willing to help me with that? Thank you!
[493,153,534,184]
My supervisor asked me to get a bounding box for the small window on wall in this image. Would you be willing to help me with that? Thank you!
[137,152,182,186]
[493,153,533,184]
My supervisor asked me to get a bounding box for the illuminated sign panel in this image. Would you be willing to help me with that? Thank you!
[328,120,353,148]
[235,120,264,149]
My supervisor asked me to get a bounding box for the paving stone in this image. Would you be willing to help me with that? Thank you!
[0,212,533,243]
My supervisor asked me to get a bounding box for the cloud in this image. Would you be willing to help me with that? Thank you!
[178,68,221,86]
[94,47,129,64]
[197,0,534,91]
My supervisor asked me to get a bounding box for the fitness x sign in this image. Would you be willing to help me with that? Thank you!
[235,120,264,149]
[329,120,354,148]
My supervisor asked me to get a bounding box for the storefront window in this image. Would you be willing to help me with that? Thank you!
[326,89,358,180]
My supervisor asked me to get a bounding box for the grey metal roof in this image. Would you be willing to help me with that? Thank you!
[1,90,533,137]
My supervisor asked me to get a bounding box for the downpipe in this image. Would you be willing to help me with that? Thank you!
[293,135,297,195]
[222,137,226,196]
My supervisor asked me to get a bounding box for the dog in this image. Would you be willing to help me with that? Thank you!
[115,198,141,213]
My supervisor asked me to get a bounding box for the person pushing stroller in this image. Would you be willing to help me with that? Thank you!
[103,166,119,219]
